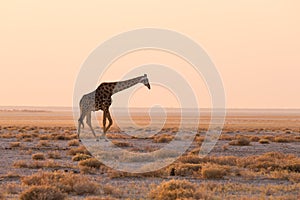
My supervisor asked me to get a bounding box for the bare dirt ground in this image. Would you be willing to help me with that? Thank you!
[0,110,299,199]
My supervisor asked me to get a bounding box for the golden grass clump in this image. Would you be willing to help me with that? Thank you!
[22,171,99,195]
[153,134,174,143]
[32,153,45,160]
[72,153,91,161]
[149,179,198,200]
[9,142,21,148]
[237,152,300,172]
[274,136,292,143]
[47,151,61,159]
[259,138,270,144]
[112,141,132,147]
[20,185,66,200]
[171,163,202,177]
[68,146,90,156]
[201,164,229,179]
[229,136,250,146]
[68,139,80,146]
[79,158,103,169]
[37,140,50,147]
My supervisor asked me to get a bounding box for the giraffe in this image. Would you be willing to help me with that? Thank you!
[77,74,151,140]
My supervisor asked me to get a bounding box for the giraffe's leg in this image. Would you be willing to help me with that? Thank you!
[101,110,107,139]
[78,111,87,140]
[86,111,98,141]
[104,109,113,134]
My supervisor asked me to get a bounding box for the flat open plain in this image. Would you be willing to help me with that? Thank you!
[0,109,299,199]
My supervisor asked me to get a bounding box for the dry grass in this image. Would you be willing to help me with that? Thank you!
[79,158,103,169]
[229,136,251,146]
[9,142,21,148]
[22,171,99,195]
[4,182,22,194]
[20,185,66,200]
[153,134,174,143]
[112,141,132,147]
[149,179,199,200]
[32,153,45,160]
[37,140,50,147]
[72,153,91,161]
[47,151,62,159]
[68,146,90,156]
[13,160,66,169]
[68,139,80,146]
[201,163,230,179]
[259,138,270,144]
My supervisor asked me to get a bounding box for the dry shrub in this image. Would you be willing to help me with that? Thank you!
[259,139,270,144]
[20,185,66,200]
[39,134,51,140]
[0,132,15,138]
[79,158,103,169]
[22,171,99,195]
[68,146,90,156]
[274,136,291,143]
[68,139,80,146]
[9,142,21,148]
[178,155,202,164]
[14,160,64,169]
[220,134,235,141]
[48,151,61,159]
[85,197,116,200]
[13,160,28,168]
[250,136,260,142]
[237,152,300,172]
[23,138,33,142]
[17,133,32,139]
[149,179,198,200]
[229,137,250,146]
[112,141,132,147]
[205,156,238,166]
[72,153,91,161]
[201,164,229,179]
[5,182,22,194]
[171,163,202,176]
[154,134,174,143]
[37,140,50,147]
[32,153,45,160]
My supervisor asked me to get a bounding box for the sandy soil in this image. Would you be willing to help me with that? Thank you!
[0,110,299,199]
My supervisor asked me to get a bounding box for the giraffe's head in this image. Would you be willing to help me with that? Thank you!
[140,74,151,90]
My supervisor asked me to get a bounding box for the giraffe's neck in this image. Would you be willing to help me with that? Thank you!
[112,75,144,95]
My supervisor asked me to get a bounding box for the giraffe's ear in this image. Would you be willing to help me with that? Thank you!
[144,74,147,77]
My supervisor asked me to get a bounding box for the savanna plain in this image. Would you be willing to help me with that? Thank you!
[0,108,299,200]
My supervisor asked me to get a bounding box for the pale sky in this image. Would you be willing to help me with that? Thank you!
[0,0,299,108]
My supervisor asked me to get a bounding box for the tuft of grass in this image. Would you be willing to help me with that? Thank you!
[4,182,22,194]
[259,139,270,144]
[68,139,80,146]
[79,158,103,169]
[22,171,99,195]
[68,146,90,156]
[229,137,250,146]
[9,142,21,148]
[149,179,199,200]
[20,185,66,200]
[153,134,174,143]
[274,136,291,143]
[37,140,50,147]
[47,151,61,159]
[201,164,229,179]
[112,141,132,147]
[72,153,91,161]
[32,153,45,160]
